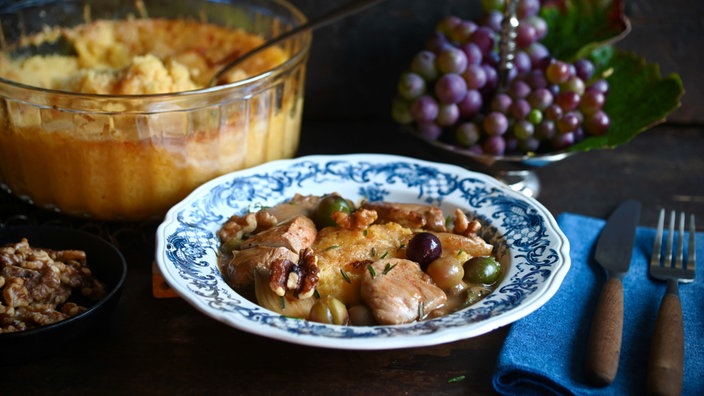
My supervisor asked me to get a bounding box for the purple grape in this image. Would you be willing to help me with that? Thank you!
[450,20,478,43]
[436,103,460,126]
[481,64,499,92]
[411,51,439,81]
[425,32,452,54]
[519,136,541,152]
[580,91,606,115]
[397,72,426,100]
[536,120,556,140]
[491,93,512,113]
[526,43,550,69]
[555,91,581,111]
[516,24,538,48]
[483,135,506,155]
[513,51,532,75]
[546,60,571,84]
[524,69,548,89]
[508,80,531,99]
[460,42,483,65]
[528,88,553,110]
[462,64,487,90]
[526,15,547,40]
[517,0,541,19]
[436,16,462,35]
[587,79,609,95]
[470,26,495,55]
[481,10,503,31]
[509,98,531,119]
[573,58,595,81]
[557,112,580,133]
[437,47,468,74]
[435,73,468,104]
[417,122,443,140]
[544,104,563,120]
[457,89,483,117]
[551,131,575,150]
[584,110,610,136]
[410,95,439,123]
[483,112,509,136]
[455,122,481,147]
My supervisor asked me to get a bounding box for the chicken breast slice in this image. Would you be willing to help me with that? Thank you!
[360,258,447,325]
[240,215,317,253]
[224,246,299,288]
[361,201,447,232]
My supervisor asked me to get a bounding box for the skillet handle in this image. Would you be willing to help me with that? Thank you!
[585,277,624,386]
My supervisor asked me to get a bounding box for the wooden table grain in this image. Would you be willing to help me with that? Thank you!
[2,1,702,394]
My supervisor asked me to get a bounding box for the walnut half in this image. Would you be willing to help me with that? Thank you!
[268,248,319,299]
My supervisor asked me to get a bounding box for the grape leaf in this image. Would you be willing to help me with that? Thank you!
[569,47,684,151]
[539,0,684,153]
[540,0,631,61]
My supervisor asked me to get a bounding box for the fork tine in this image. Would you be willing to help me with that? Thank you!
[688,214,696,272]
[664,210,676,268]
[675,212,685,268]
[651,209,665,267]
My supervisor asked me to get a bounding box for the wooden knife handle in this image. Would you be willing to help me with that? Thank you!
[585,277,624,386]
[647,281,684,396]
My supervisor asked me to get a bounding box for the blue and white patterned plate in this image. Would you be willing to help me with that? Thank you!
[155,154,570,350]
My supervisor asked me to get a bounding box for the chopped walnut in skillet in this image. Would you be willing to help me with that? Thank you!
[0,238,106,333]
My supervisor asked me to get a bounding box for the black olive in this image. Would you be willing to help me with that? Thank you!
[406,232,442,270]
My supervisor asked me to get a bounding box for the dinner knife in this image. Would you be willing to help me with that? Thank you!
[585,199,641,386]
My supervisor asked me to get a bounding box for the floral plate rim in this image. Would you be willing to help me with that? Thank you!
[155,153,570,350]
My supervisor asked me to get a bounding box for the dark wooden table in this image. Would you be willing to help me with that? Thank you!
[2,0,703,395]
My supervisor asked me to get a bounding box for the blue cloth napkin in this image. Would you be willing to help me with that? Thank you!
[493,213,703,395]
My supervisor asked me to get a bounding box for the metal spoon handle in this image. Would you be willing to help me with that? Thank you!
[211,0,387,85]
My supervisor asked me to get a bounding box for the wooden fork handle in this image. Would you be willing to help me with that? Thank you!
[647,280,684,396]
[585,277,624,386]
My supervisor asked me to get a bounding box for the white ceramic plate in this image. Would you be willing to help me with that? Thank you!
[155,154,570,350]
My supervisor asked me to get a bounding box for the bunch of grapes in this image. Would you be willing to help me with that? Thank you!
[392,0,610,156]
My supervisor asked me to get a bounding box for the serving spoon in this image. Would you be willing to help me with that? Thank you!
[209,0,388,86]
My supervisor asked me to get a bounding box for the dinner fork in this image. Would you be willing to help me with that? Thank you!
[647,209,696,396]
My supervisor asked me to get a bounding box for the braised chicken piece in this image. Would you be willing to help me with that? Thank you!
[360,258,447,325]
[223,216,318,294]
[361,201,447,232]
[240,216,317,252]
[218,194,320,244]
[224,246,299,288]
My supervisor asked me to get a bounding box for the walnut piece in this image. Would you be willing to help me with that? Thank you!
[0,238,106,333]
[268,248,319,299]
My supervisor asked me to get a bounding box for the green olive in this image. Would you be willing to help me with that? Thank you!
[463,256,502,285]
[308,296,349,325]
[314,195,353,228]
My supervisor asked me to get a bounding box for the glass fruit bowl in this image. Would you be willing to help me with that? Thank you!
[0,0,311,221]
[406,126,574,197]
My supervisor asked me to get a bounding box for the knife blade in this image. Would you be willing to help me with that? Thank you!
[585,199,641,386]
